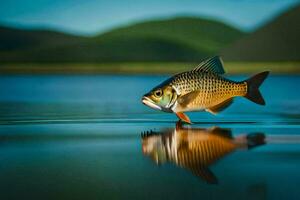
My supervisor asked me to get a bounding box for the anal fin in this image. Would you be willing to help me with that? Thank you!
[190,167,218,184]
[206,98,233,115]
[176,112,192,124]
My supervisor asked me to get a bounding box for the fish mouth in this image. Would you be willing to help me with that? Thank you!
[142,96,162,111]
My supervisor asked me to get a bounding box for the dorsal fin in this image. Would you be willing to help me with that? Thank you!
[192,56,225,74]
[209,126,233,139]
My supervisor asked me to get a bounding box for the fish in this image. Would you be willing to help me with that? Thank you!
[141,56,269,123]
[141,125,265,184]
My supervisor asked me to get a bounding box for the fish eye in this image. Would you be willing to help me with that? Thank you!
[154,89,163,97]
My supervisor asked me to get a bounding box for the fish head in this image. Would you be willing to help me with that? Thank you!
[141,132,168,165]
[142,84,177,112]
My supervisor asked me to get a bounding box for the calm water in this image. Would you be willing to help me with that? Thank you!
[0,74,300,200]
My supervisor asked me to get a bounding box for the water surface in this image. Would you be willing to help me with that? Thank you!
[0,75,300,200]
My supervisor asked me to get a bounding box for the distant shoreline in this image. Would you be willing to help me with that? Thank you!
[0,62,299,75]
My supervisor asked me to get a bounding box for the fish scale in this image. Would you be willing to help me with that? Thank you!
[171,71,247,111]
[174,132,236,181]
[142,125,266,183]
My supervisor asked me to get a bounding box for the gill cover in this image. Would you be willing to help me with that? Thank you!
[142,85,178,112]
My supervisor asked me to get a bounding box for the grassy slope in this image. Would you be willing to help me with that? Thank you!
[2,37,204,62]
[1,62,299,74]
[95,17,244,56]
[1,11,299,74]
[0,26,85,51]
[222,5,300,61]
[0,17,244,62]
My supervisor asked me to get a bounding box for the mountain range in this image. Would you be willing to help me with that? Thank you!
[222,4,300,61]
[0,4,299,62]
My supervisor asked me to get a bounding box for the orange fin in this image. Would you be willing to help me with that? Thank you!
[176,112,192,124]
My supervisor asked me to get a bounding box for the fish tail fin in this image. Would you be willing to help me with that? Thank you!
[234,133,266,150]
[246,133,266,149]
[244,71,269,105]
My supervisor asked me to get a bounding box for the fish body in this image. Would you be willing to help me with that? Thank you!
[174,127,236,171]
[162,70,247,113]
[142,56,269,123]
[141,126,265,184]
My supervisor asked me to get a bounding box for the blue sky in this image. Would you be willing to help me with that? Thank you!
[0,0,299,35]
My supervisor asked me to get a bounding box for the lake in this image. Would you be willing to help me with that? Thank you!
[0,74,300,200]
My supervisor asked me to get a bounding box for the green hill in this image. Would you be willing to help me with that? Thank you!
[92,17,244,61]
[222,5,300,61]
[0,17,244,62]
[0,26,85,51]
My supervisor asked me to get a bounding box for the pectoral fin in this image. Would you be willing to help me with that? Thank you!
[177,91,200,107]
[176,112,192,124]
[205,98,233,115]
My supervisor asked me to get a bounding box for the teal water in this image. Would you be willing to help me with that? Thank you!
[0,75,300,200]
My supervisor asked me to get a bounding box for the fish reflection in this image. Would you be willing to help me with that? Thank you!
[141,124,265,184]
